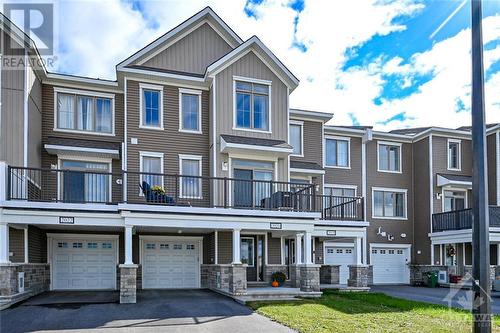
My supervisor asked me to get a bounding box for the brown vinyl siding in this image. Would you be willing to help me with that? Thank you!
[9,228,24,263]
[315,238,324,264]
[487,132,498,205]
[125,80,210,203]
[27,63,43,168]
[366,140,414,257]
[217,231,232,264]
[290,120,322,165]
[412,138,431,264]
[324,135,363,195]
[267,234,281,265]
[204,232,215,264]
[28,225,47,263]
[142,23,232,75]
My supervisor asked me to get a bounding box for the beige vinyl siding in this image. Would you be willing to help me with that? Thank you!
[9,228,25,263]
[412,138,431,264]
[366,140,414,254]
[0,30,25,166]
[432,136,472,214]
[217,231,232,264]
[324,135,363,195]
[125,80,210,203]
[487,133,497,205]
[142,23,232,75]
[215,51,289,181]
[267,234,281,265]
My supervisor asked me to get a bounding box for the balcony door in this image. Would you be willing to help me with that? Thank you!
[60,160,110,203]
[443,189,466,212]
[232,159,274,208]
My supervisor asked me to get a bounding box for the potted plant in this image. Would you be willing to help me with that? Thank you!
[271,271,286,287]
[151,185,166,195]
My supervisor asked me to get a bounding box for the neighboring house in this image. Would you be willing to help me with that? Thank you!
[0,7,499,308]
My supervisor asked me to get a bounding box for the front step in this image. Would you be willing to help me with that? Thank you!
[247,281,269,287]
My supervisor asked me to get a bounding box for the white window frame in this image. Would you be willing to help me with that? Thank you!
[240,236,255,267]
[56,155,113,203]
[139,151,164,195]
[324,135,351,169]
[371,187,408,220]
[447,139,462,171]
[232,75,272,134]
[179,88,202,134]
[139,83,164,130]
[377,141,402,174]
[324,184,358,197]
[441,187,468,212]
[53,87,116,136]
[289,120,304,157]
[178,154,203,199]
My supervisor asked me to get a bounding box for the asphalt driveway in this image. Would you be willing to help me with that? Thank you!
[371,285,500,314]
[0,289,293,333]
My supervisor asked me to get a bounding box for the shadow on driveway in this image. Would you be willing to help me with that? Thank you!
[1,289,292,333]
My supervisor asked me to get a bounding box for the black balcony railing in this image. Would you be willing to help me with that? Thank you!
[432,206,500,232]
[6,166,365,220]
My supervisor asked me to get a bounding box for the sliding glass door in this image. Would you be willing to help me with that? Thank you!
[61,160,110,203]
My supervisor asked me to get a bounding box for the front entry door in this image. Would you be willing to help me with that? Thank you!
[284,239,295,279]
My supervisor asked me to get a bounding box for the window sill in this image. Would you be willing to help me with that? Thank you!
[325,165,351,170]
[53,127,115,137]
[179,129,203,135]
[371,216,408,221]
[447,167,462,172]
[377,169,402,174]
[139,125,164,131]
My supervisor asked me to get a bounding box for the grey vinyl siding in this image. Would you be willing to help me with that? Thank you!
[142,23,232,75]
[432,136,472,214]
[315,238,324,264]
[366,140,414,255]
[126,80,210,203]
[487,133,497,205]
[217,231,232,264]
[9,228,24,263]
[267,234,281,265]
[27,62,43,168]
[324,136,363,195]
[0,30,25,166]
[412,138,431,264]
[215,51,289,181]
[28,225,47,263]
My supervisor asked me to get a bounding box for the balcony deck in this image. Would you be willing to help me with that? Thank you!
[5,166,365,221]
[432,206,500,232]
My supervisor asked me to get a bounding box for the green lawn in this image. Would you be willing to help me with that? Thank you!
[248,290,500,333]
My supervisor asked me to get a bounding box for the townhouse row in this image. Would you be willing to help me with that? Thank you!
[0,7,499,306]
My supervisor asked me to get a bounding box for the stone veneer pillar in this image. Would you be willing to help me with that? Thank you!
[299,264,321,292]
[347,265,370,288]
[320,265,340,285]
[228,264,247,295]
[263,264,287,283]
[119,264,138,304]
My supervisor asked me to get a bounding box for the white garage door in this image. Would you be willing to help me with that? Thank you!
[52,237,117,290]
[372,247,409,284]
[324,245,355,284]
[142,239,200,289]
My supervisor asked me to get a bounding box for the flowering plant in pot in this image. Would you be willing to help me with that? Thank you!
[151,185,166,195]
[271,271,286,287]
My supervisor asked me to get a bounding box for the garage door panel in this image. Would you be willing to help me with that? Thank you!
[372,247,409,284]
[324,246,355,285]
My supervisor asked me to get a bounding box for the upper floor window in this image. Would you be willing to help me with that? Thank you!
[179,89,202,133]
[56,89,113,135]
[289,121,303,156]
[140,83,163,129]
[443,190,466,212]
[325,137,349,168]
[179,155,202,199]
[140,152,164,190]
[324,186,356,198]
[234,78,270,132]
[372,188,407,219]
[448,139,461,171]
[378,142,401,173]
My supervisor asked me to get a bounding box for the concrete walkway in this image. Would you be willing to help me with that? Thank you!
[1,289,294,333]
[371,285,500,314]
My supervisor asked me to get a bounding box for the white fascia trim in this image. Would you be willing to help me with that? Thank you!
[289,168,325,175]
[53,86,115,99]
[289,120,304,157]
[117,8,242,69]
[212,77,217,178]
[323,126,366,137]
[447,138,462,171]
[220,140,293,154]
[46,73,118,86]
[0,201,118,211]
[47,233,119,240]
[377,140,403,174]
[118,67,206,82]
[179,88,203,134]
[371,131,414,143]
[436,175,472,188]
[315,221,370,228]
[324,135,351,169]
[233,75,272,86]
[44,144,119,156]
[139,83,164,130]
[369,243,412,250]
[289,109,333,122]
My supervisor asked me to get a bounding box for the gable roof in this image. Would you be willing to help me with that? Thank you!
[206,36,299,91]
[117,7,242,70]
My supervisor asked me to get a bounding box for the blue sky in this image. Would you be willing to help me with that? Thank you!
[20,0,500,130]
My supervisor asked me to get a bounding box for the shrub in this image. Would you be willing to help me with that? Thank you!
[271,271,287,287]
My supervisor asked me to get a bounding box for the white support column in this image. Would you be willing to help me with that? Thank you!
[440,244,444,265]
[0,224,10,264]
[264,232,268,265]
[232,229,241,264]
[280,236,285,265]
[312,236,316,264]
[497,243,500,266]
[124,226,134,265]
[431,243,435,265]
[304,232,313,264]
[463,242,466,266]
[355,237,362,265]
[295,233,302,265]
[214,231,218,265]
[0,161,7,201]
[24,227,28,263]
[362,229,367,264]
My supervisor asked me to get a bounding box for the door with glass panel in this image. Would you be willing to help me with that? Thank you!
[324,187,356,218]
[232,160,274,208]
[443,190,466,212]
[60,160,110,203]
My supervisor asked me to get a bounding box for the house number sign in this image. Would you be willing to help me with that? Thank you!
[59,216,75,224]
[270,223,282,230]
